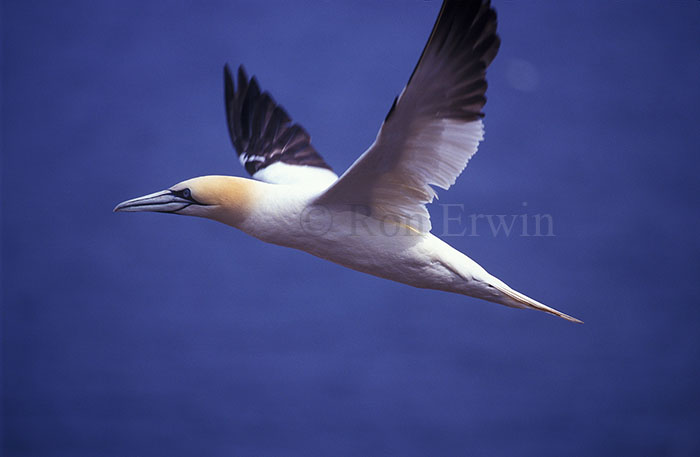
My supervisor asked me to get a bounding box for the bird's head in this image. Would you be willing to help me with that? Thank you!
[114,175,258,227]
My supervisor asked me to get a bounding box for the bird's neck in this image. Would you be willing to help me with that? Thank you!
[194,175,265,228]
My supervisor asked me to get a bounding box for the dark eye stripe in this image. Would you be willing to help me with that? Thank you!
[172,188,191,199]
[170,188,209,206]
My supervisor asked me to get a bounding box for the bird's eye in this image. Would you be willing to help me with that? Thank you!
[182,188,191,199]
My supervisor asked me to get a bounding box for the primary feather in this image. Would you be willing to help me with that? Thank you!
[315,0,500,232]
[224,65,336,185]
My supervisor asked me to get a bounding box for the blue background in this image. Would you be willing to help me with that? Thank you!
[3,1,699,455]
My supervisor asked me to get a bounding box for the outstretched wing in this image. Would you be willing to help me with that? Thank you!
[224,65,338,186]
[315,0,500,232]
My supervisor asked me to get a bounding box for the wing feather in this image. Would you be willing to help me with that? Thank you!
[224,65,337,185]
[316,0,500,232]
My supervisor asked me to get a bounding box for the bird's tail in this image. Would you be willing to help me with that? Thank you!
[491,282,583,324]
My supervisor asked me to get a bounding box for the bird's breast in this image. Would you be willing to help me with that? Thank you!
[240,196,468,290]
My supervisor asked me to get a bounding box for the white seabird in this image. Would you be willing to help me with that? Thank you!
[115,0,582,323]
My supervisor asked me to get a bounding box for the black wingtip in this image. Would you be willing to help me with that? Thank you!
[237,65,248,86]
[224,64,234,92]
[221,65,334,176]
[386,0,500,123]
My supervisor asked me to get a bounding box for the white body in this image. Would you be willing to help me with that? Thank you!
[239,183,519,308]
[116,176,580,321]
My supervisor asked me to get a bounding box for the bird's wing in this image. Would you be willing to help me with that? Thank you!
[315,0,500,232]
[224,65,338,186]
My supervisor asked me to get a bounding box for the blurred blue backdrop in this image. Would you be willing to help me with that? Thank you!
[3,1,699,455]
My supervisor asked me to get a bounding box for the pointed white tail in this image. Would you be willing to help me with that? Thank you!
[492,283,583,324]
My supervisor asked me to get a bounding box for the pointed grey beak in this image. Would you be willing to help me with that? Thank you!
[113,189,194,213]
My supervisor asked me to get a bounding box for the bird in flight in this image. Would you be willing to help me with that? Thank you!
[115,0,581,323]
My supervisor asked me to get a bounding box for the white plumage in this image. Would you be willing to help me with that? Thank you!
[114,0,582,323]
[319,118,484,232]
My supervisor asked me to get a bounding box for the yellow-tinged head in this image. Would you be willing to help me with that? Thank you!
[114,175,260,227]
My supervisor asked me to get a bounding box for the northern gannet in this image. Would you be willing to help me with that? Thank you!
[115,0,582,323]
